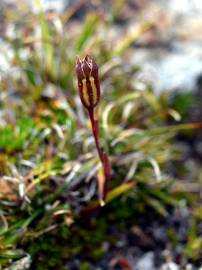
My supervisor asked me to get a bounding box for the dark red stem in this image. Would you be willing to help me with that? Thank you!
[88,109,103,162]
[88,108,111,199]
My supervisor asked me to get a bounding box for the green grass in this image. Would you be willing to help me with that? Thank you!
[0,3,201,269]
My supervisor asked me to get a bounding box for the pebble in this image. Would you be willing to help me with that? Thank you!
[136,252,155,270]
[160,261,179,270]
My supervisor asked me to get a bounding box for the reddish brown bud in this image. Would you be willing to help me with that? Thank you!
[76,55,100,109]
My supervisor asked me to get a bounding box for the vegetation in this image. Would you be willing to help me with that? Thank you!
[0,2,201,269]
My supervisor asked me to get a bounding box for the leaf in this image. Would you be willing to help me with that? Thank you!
[37,6,56,76]
[75,13,100,53]
[102,92,141,131]
[112,22,152,56]
[106,180,136,203]
[0,249,24,259]
[97,166,105,206]
[110,256,133,270]
[143,196,168,217]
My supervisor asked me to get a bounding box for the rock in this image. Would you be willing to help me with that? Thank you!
[132,0,202,93]
[160,261,179,270]
[136,252,155,270]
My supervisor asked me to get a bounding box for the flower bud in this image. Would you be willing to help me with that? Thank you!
[76,55,100,109]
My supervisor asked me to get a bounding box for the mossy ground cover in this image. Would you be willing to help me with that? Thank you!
[0,2,201,269]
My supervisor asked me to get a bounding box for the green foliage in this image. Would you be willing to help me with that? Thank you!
[0,117,36,151]
[183,209,202,260]
[0,3,201,269]
[172,91,196,117]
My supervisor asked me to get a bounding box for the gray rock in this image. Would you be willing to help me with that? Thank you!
[136,252,155,270]
[160,261,179,270]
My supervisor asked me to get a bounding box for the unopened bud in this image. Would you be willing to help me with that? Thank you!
[76,55,100,109]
